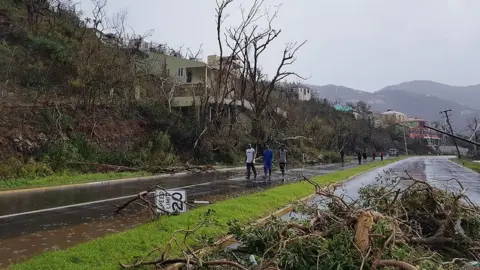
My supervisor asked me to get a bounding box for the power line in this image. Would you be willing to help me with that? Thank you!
[439,109,461,158]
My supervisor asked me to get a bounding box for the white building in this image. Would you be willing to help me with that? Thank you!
[379,110,407,126]
[293,86,312,101]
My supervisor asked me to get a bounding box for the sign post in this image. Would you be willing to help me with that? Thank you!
[154,189,187,214]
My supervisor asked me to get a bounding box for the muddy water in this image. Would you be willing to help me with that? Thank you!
[0,209,148,268]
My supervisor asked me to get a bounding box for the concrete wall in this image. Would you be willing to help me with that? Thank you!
[295,87,312,101]
[142,53,206,84]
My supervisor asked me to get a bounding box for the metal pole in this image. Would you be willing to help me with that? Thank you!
[425,125,480,147]
[439,109,461,158]
[396,123,409,155]
[403,127,408,155]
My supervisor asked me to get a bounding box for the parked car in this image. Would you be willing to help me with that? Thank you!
[388,148,399,156]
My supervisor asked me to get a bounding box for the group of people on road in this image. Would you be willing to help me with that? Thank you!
[356,149,385,164]
[245,144,287,180]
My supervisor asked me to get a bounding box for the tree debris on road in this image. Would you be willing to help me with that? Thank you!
[120,169,480,269]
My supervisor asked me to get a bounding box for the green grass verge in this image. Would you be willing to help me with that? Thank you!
[11,158,402,270]
[452,159,480,173]
[0,171,152,191]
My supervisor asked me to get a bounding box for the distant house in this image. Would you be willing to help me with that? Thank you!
[276,84,312,101]
[90,28,122,46]
[379,109,407,126]
[398,118,440,142]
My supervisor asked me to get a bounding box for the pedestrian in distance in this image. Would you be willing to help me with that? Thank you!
[380,150,384,161]
[263,145,274,180]
[245,144,257,180]
[279,145,287,180]
[340,149,345,166]
[357,151,362,165]
[362,150,367,162]
[372,149,376,161]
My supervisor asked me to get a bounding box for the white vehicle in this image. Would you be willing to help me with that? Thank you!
[388,148,398,156]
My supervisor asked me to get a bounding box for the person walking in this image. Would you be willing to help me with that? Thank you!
[263,145,274,180]
[340,149,345,166]
[380,150,384,161]
[362,150,367,162]
[372,149,376,161]
[357,151,362,165]
[245,144,257,180]
[279,145,287,180]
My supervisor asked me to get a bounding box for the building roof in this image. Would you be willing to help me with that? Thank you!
[334,104,353,112]
[401,118,427,122]
[382,110,405,115]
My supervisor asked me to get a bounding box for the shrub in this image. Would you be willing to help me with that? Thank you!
[42,139,82,170]
[30,35,73,63]
[320,151,342,163]
[0,157,53,180]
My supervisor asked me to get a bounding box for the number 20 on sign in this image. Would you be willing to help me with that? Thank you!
[154,189,187,214]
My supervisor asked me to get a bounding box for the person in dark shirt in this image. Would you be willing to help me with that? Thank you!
[263,145,273,180]
[340,150,345,166]
[357,151,362,164]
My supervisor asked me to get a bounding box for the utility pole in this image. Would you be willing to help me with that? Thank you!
[402,126,408,156]
[396,123,409,155]
[439,109,461,158]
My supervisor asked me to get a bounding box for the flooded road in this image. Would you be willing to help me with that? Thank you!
[0,161,365,267]
[283,156,480,222]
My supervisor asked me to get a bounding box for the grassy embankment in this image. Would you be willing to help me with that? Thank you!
[453,159,480,173]
[0,154,353,191]
[11,158,402,270]
[0,171,152,191]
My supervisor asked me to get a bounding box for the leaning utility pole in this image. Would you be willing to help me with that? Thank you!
[439,109,461,158]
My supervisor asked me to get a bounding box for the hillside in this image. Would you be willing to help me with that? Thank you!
[0,0,405,184]
[380,80,480,109]
[309,83,478,131]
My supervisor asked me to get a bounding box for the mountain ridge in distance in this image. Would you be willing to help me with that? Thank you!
[308,81,479,131]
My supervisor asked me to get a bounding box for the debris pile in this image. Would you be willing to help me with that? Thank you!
[121,170,480,269]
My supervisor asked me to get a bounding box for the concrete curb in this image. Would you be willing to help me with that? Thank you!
[0,166,246,195]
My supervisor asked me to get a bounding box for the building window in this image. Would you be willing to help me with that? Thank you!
[187,70,192,83]
[178,68,184,77]
[303,88,306,95]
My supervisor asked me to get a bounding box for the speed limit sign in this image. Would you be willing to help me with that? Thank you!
[154,189,187,214]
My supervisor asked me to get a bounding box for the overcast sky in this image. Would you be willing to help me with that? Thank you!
[79,0,480,92]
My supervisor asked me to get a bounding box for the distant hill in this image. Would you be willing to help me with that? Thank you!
[380,80,480,109]
[308,82,479,132]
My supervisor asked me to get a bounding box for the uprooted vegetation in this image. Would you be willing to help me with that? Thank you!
[119,170,480,269]
[0,0,422,185]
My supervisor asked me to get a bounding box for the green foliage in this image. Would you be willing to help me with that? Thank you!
[0,157,53,180]
[42,139,82,170]
[11,160,399,269]
[320,151,342,163]
[30,35,73,63]
[0,170,151,190]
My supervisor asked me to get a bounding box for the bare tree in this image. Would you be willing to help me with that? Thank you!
[192,0,307,148]
[467,115,480,156]
[158,76,181,113]
[20,0,49,31]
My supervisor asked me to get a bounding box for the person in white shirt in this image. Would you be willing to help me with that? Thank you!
[245,144,257,180]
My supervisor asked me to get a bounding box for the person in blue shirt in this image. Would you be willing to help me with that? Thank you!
[263,145,273,179]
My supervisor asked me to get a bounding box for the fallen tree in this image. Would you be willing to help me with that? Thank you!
[119,169,480,269]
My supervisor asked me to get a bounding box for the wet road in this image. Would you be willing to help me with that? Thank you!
[329,156,480,202]
[0,160,367,267]
[285,156,480,220]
